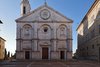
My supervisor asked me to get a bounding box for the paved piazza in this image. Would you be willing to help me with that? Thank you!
[0,60,100,67]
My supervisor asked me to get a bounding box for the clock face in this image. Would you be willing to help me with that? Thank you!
[40,9,50,20]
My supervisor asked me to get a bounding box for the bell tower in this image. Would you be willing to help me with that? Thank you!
[21,0,31,16]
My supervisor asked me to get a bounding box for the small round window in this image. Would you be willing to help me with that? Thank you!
[44,27,48,32]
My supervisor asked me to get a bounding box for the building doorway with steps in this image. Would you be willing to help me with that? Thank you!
[42,47,48,59]
[60,51,65,59]
[25,51,30,59]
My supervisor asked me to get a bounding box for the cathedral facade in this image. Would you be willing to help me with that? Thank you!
[16,0,73,60]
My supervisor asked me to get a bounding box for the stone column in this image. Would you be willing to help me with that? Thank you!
[49,47,51,60]
[68,40,72,52]
[65,50,67,60]
[16,40,21,51]
[69,40,72,52]
[32,40,34,51]
[54,40,57,51]
[53,23,57,39]
[67,40,72,60]
[34,40,38,51]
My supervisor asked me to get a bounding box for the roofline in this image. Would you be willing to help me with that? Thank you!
[16,21,73,23]
[76,0,99,31]
[0,37,6,41]
[16,4,73,22]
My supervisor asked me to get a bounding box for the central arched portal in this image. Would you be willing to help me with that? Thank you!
[42,47,49,59]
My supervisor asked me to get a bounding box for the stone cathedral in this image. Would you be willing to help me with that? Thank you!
[16,0,73,60]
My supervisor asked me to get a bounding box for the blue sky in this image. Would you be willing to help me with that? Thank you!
[0,0,94,54]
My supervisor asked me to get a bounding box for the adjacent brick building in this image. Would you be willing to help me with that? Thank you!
[77,0,100,61]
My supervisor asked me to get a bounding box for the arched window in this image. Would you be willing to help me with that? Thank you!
[57,25,67,39]
[41,25,51,34]
[22,24,32,38]
[60,27,65,34]
[43,27,48,33]
[23,6,26,14]
[60,26,66,35]
[38,24,52,39]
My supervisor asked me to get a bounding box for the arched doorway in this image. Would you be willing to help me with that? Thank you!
[42,47,48,59]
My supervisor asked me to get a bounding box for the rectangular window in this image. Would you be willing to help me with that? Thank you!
[87,47,88,50]
[92,45,94,49]
[23,6,26,14]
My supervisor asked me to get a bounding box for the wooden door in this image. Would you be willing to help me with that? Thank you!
[42,47,48,59]
[60,51,65,59]
[25,51,30,59]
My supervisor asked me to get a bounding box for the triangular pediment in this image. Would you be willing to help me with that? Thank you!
[16,4,73,23]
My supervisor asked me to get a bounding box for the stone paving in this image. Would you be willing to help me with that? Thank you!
[0,60,100,67]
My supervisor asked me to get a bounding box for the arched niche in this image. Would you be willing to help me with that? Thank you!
[21,24,33,39]
[38,24,52,39]
[57,24,68,39]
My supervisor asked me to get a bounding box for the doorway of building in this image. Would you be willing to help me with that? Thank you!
[60,51,65,59]
[25,51,30,59]
[42,47,48,59]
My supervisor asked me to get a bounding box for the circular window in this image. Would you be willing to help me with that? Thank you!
[44,27,48,32]
[40,9,51,20]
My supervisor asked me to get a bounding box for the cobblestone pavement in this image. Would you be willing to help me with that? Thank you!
[0,60,100,67]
